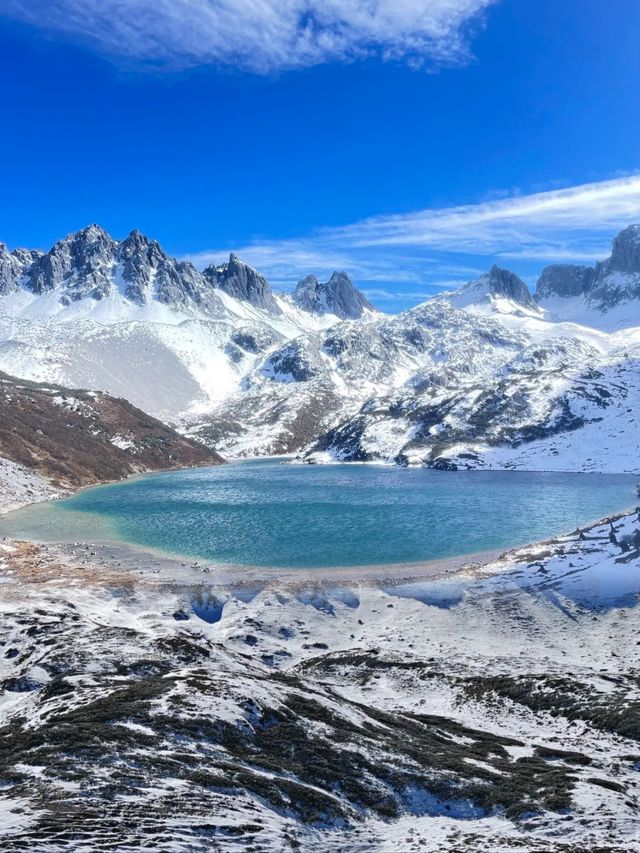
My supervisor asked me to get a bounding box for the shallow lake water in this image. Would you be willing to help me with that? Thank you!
[0,460,636,569]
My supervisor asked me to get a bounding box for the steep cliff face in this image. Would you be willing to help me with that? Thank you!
[536,225,640,312]
[203,253,282,314]
[292,270,375,319]
[534,264,594,300]
[444,265,538,312]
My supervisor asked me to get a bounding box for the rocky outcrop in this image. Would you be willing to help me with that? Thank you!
[203,253,282,314]
[536,224,640,311]
[0,244,42,295]
[535,264,594,300]
[0,225,226,315]
[292,271,374,319]
[445,265,538,311]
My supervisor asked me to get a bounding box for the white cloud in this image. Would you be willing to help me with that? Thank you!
[187,174,640,291]
[1,0,495,73]
[328,174,640,251]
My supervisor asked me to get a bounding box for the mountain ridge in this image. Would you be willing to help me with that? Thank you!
[0,224,375,322]
[2,223,640,472]
[535,224,640,318]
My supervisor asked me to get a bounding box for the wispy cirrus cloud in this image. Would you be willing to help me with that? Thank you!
[1,0,495,73]
[187,174,640,306]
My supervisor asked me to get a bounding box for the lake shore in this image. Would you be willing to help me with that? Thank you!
[47,537,513,588]
[8,505,634,594]
[1,459,636,588]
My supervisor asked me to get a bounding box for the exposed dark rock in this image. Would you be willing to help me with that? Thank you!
[203,253,282,314]
[447,265,537,310]
[480,265,536,307]
[536,224,640,311]
[119,229,166,304]
[0,243,42,295]
[292,271,374,319]
[535,264,594,300]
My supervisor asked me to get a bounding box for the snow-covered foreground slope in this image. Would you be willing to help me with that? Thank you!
[1,509,639,851]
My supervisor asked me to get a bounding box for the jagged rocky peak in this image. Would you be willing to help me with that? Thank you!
[27,224,116,300]
[535,264,594,301]
[113,228,218,311]
[0,225,227,315]
[0,242,43,295]
[480,265,537,307]
[535,224,640,311]
[606,223,640,273]
[447,264,537,310]
[202,253,282,315]
[292,270,374,319]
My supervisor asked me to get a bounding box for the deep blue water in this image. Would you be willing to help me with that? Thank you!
[0,460,636,568]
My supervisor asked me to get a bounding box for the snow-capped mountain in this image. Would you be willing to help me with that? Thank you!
[2,222,640,472]
[0,225,225,314]
[292,227,640,471]
[188,300,526,455]
[441,264,540,315]
[202,252,282,315]
[291,270,375,319]
[534,223,640,329]
[0,225,370,423]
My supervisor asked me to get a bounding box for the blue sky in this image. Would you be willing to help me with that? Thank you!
[1,0,640,310]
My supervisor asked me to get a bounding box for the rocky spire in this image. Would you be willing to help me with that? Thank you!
[202,253,282,315]
[119,229,166,304]
[292,271,374,319]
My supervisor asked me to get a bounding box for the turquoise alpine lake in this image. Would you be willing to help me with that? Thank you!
[0,460,636,569]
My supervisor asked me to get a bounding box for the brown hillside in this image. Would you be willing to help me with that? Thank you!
[0,372,223,490]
